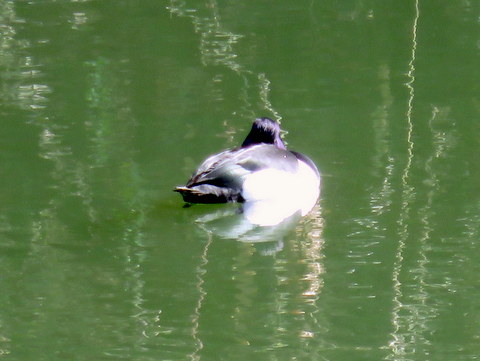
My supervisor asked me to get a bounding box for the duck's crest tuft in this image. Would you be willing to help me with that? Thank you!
[241,117,286,149]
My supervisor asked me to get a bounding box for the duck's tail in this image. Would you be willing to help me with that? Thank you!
[174,185,241,204]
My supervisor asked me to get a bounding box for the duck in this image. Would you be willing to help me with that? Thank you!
[174,117,320,207]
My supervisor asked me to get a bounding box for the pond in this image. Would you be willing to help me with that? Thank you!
[1,1,479,360]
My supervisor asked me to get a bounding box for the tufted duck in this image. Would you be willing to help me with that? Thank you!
[174,117,320,207]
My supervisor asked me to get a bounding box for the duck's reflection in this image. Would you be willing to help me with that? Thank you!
[194,195,320,251]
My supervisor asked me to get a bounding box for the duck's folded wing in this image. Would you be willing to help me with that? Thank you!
[186,150,249,190]
[186,144,299,189]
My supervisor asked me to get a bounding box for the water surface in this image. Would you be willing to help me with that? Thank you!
[1,1,479,360]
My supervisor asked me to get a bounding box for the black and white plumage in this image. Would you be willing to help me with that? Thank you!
[174,117,320,206]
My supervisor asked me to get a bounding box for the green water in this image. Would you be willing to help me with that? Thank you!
[1,0,479,360]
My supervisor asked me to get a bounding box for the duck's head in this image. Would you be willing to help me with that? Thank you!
[241,117,286,149]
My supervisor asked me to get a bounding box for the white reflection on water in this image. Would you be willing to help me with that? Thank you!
[167,0,284,127]
[387,0,452,358]
[188,231,212,361]
[0,1,51,112]
[18,82,51,110]
[195,198,321,246]
[188,202,325,359]
[70,12,88,30]
[389,0,419,358]
[168,0,244,72]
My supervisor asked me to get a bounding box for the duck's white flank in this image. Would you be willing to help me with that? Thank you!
[241,159,320,224]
